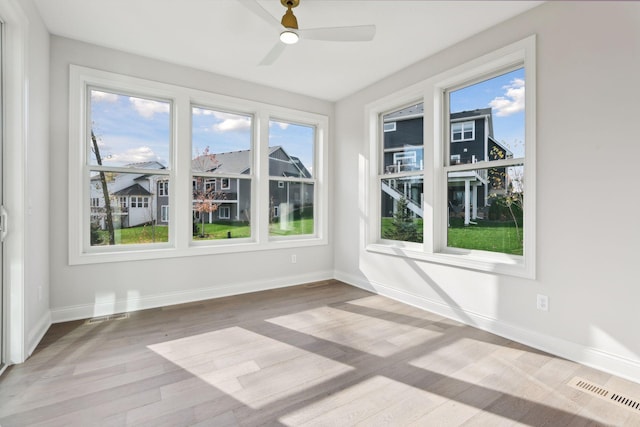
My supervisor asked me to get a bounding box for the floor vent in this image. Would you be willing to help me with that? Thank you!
[85,313,129,324]
[568,376,640,413]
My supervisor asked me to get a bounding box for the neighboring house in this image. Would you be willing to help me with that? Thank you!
[382,107,512,224]
[90,161,165,229]
[448,108,513,224]
[157,146,312,228]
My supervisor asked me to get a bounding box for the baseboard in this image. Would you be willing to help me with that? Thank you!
[27,310,52,358]
[51,270,334,323]
[334,269,640,385]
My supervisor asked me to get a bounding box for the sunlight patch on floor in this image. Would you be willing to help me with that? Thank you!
[147,326,353,409]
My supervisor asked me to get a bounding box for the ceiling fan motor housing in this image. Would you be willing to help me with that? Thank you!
[281,0,299,29]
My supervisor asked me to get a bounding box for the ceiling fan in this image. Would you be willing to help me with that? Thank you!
[239,0,376,65]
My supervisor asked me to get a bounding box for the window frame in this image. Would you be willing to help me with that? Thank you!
[365,36,536,278]
[69,65,329,265]
[268,117,321,241]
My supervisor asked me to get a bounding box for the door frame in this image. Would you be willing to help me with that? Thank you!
[0,0,28,370]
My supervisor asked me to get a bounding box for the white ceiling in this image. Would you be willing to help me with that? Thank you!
[33,0,542,102]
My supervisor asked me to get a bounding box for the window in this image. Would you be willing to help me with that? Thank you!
[219,206,230,219]
[367,36,535,278]
[268,120,317,238]
[451,121,474,142]
[192,106,251,241]
[379,102,424,244]
[204,179,216,192]
[383,122,396,132]
[158,181,169,196]
[69,66,328,263]
[446,69,525,256]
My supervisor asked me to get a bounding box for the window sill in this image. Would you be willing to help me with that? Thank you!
[70,237,328,265]
[366,243,534,279]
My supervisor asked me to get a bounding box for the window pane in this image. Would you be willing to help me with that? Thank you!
[89,171,168,245]
[449,68,525,165]
[90,89,170,168]
[447,165,523,255]
[382,103,424,174]
[380,177,423,243]
[192,176,251,240]
[269,181,314,236]
[269,120,314,178]
[192,107,252,174]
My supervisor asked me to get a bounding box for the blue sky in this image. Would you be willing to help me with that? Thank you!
[90,92,315,172]
[450,67,525,158]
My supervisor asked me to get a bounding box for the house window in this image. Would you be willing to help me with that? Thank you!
[204,179,216,192]
[451,121,474,142]
[90,198,100,207]
[70,66,328,264]
[219,206,230,219]
[367,36,535,278]
[158,181,169,196]
[268,120,316,238]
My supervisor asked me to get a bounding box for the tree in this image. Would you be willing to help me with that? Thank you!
[192,147,226,237]
[91,130,115,245]
[386,197,419,242]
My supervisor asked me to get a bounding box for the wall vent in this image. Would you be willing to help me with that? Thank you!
[85,313,129,324]
[568,376,640,413]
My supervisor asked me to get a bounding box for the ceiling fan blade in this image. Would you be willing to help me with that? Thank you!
[299,25,376,42]
[238,0,282,32]
[259,42,287,66]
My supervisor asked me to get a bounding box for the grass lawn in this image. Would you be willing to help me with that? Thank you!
[94,224,169,245]
[94,218,315,245]
[269,218,314,236]
[193,221,251,240]
[447,218,523,255]
[380,217,522,255]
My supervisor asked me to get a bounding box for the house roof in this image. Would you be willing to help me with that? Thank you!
[192,150,251,175]
[113,183,152,197]
[191,146,311,178]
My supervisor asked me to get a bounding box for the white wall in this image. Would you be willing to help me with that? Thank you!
[1,0,50,362]
[333,1,640,383]
[49,37,334,321]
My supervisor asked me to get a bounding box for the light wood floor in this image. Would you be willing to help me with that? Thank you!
[1,280,639,426]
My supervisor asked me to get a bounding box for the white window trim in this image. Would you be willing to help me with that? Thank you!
[161,205,169,222]
[365,35,536,279]
[69,65,329,265]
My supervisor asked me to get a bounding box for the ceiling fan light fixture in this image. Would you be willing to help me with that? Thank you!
[280,29,299,44]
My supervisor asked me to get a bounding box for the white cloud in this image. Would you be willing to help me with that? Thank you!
[91,90,118,103]
[211,112,251,133]
[489,78,525,117]
[129,97,170,118]
[270,121,289,130]
[107,146,162,164]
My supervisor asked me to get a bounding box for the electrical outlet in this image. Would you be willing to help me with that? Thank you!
[536,294,549,312]
[291,254,297,264]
